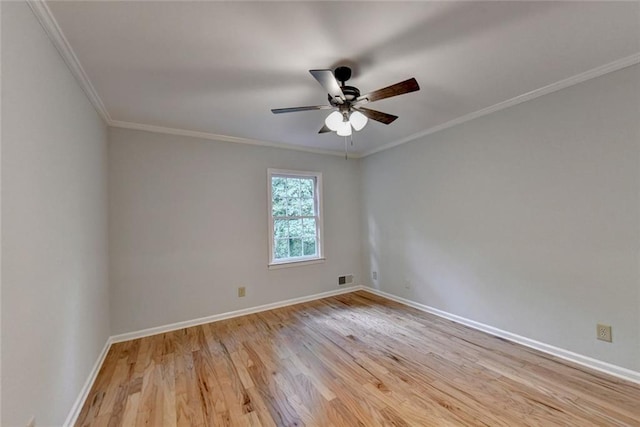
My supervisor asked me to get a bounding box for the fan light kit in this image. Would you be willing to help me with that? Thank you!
[324,110,368,136]
[271,66,420,139]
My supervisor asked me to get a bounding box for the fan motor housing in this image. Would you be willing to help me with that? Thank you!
[329,85,360,106]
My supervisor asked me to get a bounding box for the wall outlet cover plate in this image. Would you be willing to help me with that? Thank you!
[597,324,612,342]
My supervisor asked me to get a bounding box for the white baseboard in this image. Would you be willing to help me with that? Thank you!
[111,285,364,343]
[65,285,364,425]
[63,338,113,427]
[362,287,640,385]
[65,283,639,425]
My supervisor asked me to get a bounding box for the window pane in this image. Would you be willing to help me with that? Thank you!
[289,238,302,257]
[288,219,302,237]
[303,238,316,256]
[300,197,314,216]
[286,178,300,198]
[302,218,316,236]
[287,198,301,216]
[272,195,287,216]
[274,239,289,259]
[300,178,314,198]
[274,219,288,238]
[272,177,287,198]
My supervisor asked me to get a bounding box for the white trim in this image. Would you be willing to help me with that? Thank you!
[27,0,111,124]
[66,285,363,423]
[25,0,352,158]
[268,257,326,270]
[26,0,639,159]
[111,285,364,343]
[63,339,113,427]
[110,49,639,159]
[360,53,640,157]
[362,287,640,385]
[110,120,349,157]
[66,284,639,423]
[70,51,640,159]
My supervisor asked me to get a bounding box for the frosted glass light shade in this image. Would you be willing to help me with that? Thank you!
[350,111,368,131]
[324,111,343,131]
[336,121,352,136]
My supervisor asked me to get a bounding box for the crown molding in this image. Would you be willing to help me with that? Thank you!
[106,54,639,159]
[27,0,112,123]
[360,52,640,157]
[109,120,356,158]
[25,0,359,158]
[27,0,638,159]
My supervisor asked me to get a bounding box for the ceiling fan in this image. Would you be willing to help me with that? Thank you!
[271,66,420,136]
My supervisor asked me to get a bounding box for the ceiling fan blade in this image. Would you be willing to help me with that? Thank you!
[318,124,332,134]
[354,107,398,125]
[309,69,345,104]
[356,78,420,103]
[271,105,333,114]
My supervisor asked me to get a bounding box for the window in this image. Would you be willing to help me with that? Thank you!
[268,169,324,267]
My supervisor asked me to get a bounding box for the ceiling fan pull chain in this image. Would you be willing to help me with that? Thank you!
[344,136,348,160]
[350,133,354,147]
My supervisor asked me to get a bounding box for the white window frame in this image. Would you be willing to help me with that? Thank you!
[267,168,324,269]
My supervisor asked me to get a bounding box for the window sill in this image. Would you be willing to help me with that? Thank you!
[268,257,326,270]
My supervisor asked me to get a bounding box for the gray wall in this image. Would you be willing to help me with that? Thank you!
[108,128,362,334]
[1,2,110,425]
[2,2,638,424]
[361,64,640,371]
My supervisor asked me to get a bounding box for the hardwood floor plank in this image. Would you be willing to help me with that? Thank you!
[76,291,640,426]
[120,392,140,427]
[161,352,178,427]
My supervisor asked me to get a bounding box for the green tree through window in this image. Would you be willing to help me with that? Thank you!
[268,170,323,266]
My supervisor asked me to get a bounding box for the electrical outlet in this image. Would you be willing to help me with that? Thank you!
[372,271,377,280]
[27,416,35,427]
[597,324,612,342]
[238,287,246,298]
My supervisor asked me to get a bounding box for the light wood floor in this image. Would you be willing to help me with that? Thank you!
[76,291,640,426]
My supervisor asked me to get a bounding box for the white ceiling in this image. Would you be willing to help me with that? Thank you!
[46,1,640,156]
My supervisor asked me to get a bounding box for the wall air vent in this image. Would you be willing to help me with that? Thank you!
[338,274,354,286]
